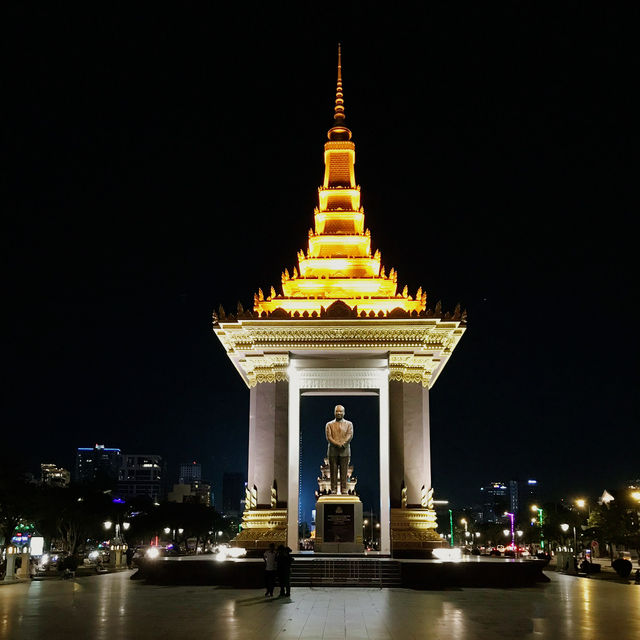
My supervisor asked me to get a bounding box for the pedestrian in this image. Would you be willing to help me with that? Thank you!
[263,543,277,597]
[277,545,293,598]
[126,546,135,569]
[580,557,591,575]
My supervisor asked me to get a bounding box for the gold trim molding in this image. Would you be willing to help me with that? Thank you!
[214,318,465,388]
[233,508,288,549]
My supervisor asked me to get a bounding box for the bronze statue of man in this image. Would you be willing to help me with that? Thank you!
[325,405,353,494]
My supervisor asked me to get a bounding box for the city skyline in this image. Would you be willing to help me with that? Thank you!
[5,5,637,509]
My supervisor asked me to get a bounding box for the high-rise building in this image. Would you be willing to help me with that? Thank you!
[118,454,164,501]
[40,463,71,488]
[179,461,202,484]
[75,444,121,486]
[222,472,245,516]
[481,479,539,522]
[519,478,539,510]
[508,480,519,515]
[480,481,509,522]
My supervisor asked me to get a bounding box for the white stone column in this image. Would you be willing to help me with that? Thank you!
[389,382,432,506]
[247,381,289,506]
[379,374,391,554]
[287,369,301,551]
[16,551,31,578]
[3,552,17,582]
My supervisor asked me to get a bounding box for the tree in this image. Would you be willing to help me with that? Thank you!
[0,467,39,555]
[588,491,639,562]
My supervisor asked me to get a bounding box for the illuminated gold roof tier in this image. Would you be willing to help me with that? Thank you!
[254,45,426,317]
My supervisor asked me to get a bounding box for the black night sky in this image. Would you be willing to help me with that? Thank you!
[5,4,638,516]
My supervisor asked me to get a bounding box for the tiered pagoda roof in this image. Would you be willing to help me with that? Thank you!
[253,45,427,319]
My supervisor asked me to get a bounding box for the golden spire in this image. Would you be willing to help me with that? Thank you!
[334,43,345,124]
[252,48,427,318]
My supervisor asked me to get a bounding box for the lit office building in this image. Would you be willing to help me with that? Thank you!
[75,444,121,485]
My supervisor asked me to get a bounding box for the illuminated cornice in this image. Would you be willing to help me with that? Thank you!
[213,315,465,388]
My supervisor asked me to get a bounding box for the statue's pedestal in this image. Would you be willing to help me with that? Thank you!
[315,494,364,553]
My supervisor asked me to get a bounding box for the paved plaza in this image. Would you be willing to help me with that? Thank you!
[1,570,639,639]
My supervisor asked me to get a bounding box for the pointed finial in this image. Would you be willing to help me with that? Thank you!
[334,43,345,124]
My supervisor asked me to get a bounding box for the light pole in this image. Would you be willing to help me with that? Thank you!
[163,527,184,547]
[460,518,468,546]
[104,520,130,568]
[448,510,454,548]
[505,512,515,553]
[531,505,544,550]
[575,498,590,516]
[561,523,577,552]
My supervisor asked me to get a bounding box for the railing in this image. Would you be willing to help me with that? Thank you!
[291,558,401,588]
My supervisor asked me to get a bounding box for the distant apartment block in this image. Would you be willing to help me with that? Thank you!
[168,480,211,506]
[40,463,71,488]
[179,461,202,484]
[118,454,164,501]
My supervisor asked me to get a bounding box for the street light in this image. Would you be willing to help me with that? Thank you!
[504,512,515,552]
[560,523,577,551]
[163,527,183,542]
[531,505,544,550]
[575,498,591,517]
[460,518,468,546]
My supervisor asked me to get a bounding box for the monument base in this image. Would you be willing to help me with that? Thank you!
[315,494,364,554]
[390,507,443,557]
[232,508,287,553]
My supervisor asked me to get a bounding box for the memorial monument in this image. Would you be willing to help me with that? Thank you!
[213,46,465,555]
[315,405,364,552]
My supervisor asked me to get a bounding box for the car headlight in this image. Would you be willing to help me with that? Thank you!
[145,547,160,559]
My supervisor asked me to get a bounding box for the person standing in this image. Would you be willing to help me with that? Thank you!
[263,543,277,597]
[125,546,135,569]
[277,546,293,598]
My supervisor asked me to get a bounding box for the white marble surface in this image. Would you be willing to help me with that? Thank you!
[1,570,639,639]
